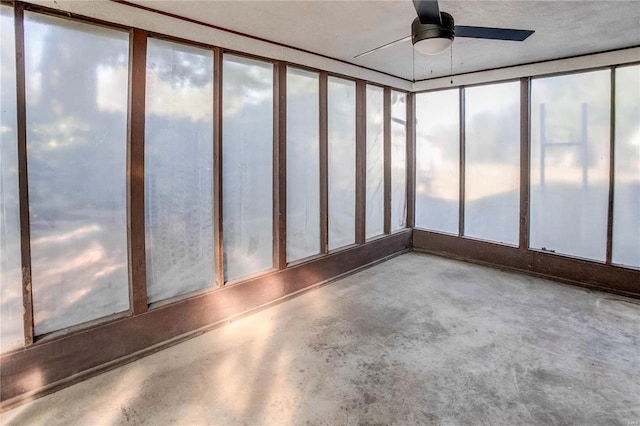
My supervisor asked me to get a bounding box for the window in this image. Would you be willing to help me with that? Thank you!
[365,85,384,239]
[327,76,356,250]
[222,55,273,281]
[24,13,130,334]
[464,82,520,245]
[1,4,24,351]
[530,70,610,261]
[390,91,407,231]
[286,67,320,262]
[145,38,214,302]
[415,89,460,234]
[612,65,640,268]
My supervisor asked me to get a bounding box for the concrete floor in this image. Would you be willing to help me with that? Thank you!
[2,252,639,425]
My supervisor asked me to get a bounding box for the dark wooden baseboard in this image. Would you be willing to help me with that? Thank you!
[0,230,412,409]
[413,229,640,298]
[3,227,637,410]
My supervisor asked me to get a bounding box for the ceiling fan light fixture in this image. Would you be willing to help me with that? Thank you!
[414,37,453,55]
[411,12,455,55]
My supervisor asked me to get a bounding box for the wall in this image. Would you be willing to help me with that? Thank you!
[0,1,413,409]
[412,55,640,298]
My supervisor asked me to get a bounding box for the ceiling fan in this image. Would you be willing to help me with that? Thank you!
[354,0,535,58]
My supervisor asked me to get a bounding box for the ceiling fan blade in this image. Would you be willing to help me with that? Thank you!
[354,35,411,59]
[412,0,441,25]
[455,26,534,41]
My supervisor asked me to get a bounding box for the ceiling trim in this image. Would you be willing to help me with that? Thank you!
[413,46,640,91]
[111,0,413,84]
[13,1,639,94]
[19,0,413,89]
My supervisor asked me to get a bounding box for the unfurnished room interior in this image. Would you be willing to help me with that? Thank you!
[0,0,638,424]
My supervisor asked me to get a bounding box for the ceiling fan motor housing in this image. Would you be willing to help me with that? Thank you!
[412,12,455,45]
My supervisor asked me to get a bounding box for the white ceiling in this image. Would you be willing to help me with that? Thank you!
[130,0,640,81]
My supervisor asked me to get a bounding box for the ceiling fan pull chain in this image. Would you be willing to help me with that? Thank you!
[450,43,453,84]
[413,44,416,83]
